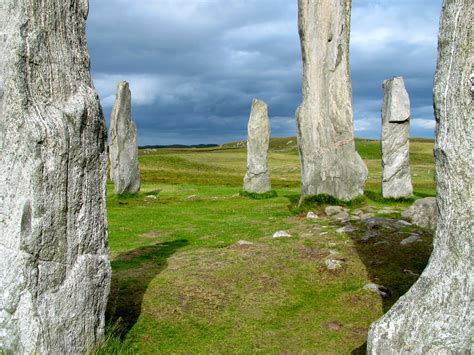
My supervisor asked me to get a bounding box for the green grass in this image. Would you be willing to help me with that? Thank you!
[102,137,436,353]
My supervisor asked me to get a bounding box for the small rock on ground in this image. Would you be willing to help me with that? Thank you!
[332,211,350,222]
[325,259,344,270]
[145,195,157,200]
[236,240,254,246]
[272,230,292,239]
[306,211,319,220]
[364,283,390,297]
[400,234,421,245]
[336,224,357,234]
[325,206,344,216]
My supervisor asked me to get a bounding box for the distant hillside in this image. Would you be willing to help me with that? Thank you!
[222,136,434,153]
[140,144,219,149]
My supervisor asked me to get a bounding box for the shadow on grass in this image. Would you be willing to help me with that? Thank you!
[350,225,433,353]
[106,239,188,338]
[352,231,432,313]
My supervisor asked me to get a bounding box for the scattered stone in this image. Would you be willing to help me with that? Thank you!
[328,242,337,247]
[325,206,344,216]
[243,99,271,193]
[325,259,344,271]
[329,250,339,255]
[145,195,158,200]
[362,230,379,242]
[326,321,343,331]
[235,240,254,246]
[332,211,350,222]
[109,81,141,194]
[320,232,329,236]
[306,211,319,220]
[401,197,438,233]
[361,213,375,220]
[364,283,390,298]
[0,2,111,353]
[368,3,473,352]
[365,206,375,212]
[400,235,421,245]
[352,209,364,216]
[272,231,292,239]
[351,215,361,222]
[186,195,197,200]
[381,77,413,198]
[336,224,357,234]
[396,220,412,227]
[296,0,368,201]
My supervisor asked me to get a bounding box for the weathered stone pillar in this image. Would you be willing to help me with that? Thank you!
[0,1,111,353]
[381,77,413,198]
[368,0,473,352]
[109,81,140,194]
[296,0,367,201]
[244,99,271,193]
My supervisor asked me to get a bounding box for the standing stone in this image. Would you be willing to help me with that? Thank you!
[0,1,111,353]
[368,0,473,352]
[243,99,271,193]
[296,0,367,202]
[381,77,413,198]
[109,81,140,194]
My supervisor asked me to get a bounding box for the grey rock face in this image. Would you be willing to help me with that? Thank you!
[296,0,368,201]
[243,99,271,193]
[368,1,473,352]
[109,81,140,194]
[381,77,413,198]
[401,197,438,233]
[0,1,111,353]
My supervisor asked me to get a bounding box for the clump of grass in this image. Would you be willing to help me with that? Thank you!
[298,194,366,211]
[239,189,278,200]
[90,322,131,355]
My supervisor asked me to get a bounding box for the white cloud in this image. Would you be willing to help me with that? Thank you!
[411,118,436,130]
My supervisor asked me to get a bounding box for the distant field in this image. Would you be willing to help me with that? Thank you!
[140,137,436,197]
[100,137,436,353]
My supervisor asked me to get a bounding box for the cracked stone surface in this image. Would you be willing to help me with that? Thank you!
[368,1,473,352]
[296,0,367,201]
[381,76,413,198]
[109,81,141,194]
[0,1,111,353]
[243,99,271,193]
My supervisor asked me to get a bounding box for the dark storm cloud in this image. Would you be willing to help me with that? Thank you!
[87,0,442,145]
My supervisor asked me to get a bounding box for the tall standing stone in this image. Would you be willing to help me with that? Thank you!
[381,77,413,198]
[109,81,141,194]
[243,99,271,193]
[0,1,111,353]
[296,0,367,201]
[368,0,473,352]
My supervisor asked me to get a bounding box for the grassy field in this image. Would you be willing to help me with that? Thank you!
[99,137,436,354]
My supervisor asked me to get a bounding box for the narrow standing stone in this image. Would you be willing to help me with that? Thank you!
[109,81,141,194]
[244,99,271,193]
[381,77,413,198]
[296,0,368,202]
[0,1,111,353]
[368,0,473,352]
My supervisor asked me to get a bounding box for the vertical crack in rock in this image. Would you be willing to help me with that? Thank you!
[243,99,271,194]
[381,76,413,198]
[368,0,473,352]
[109,80,140,195]
[296,0,367,202]
[0,1,111,353]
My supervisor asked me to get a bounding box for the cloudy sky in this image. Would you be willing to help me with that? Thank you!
[87,0,442,145]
